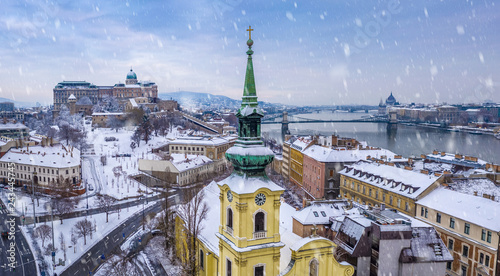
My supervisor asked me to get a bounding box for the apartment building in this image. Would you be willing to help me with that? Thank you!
[416,187,500,276]
[339,161,442,216]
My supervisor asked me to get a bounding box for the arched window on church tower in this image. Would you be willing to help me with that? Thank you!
[309,258,319,276]
[255,212,265,232]
[227,208,233,229]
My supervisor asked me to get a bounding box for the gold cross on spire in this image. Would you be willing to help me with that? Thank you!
[246,26,254,40]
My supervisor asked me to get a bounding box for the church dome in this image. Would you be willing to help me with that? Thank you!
[385,92,396,105]
[126,69,137,80]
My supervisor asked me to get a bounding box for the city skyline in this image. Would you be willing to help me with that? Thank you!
[1,0,498,106]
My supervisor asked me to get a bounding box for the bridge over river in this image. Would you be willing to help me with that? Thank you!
[261,114,389,124]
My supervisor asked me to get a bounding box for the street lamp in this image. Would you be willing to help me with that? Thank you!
[142,199,145,231]
[32,172,37,227]
[86,180,89,210]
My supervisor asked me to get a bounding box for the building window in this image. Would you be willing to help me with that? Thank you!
[464,223,470,235]
[487,231,492,243]
[397,198,401,208]
[481,229,486,241]
[436,213,441,223]
[461,265,467,276]
[227,259,232,276]
[446,262,452,270]
[450,218,455,229]
[227,208,233,229]
[448,239,454,250]
[405,202,409,212]
[485,255,490,267]
[199,249,204,270]
[362,186,365,194]
[309,258,319,276]
[479,253,484,264]
[382,193,386,202]
[375,190,378,199]
[369,188,372,197]
[66,169,69,174]
[255,212,265,232]
[313,211,319,217]
[254,265,264,276]
[389,196,393,205]
[424,208,428,218]
[462,245,468,257]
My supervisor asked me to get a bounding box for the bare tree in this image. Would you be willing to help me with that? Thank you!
[96,194,117,223]
[107,115,125,132]
[51,197,76,224]
[102,250,141,276]
[131,129,141,147]
[71,230,78,253]
[59,232,67,262]
[74,219,93,245]
[176,188,209,276]
[158,181,177,260]
[35,224,52,248]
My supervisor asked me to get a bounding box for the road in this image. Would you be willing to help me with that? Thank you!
[0,202,37,276]
[60,201,164,276]
[23,193,167,225]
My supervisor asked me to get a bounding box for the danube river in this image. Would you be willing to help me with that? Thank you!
[262,111,500,164]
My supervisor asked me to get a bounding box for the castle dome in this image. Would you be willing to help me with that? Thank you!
[126,69,137,80]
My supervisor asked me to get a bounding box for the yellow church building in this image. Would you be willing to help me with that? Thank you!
[175,27,354,276]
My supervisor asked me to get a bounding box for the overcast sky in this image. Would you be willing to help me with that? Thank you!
[1,0,498,106]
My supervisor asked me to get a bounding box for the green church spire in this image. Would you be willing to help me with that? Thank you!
[225,26,274,174]
[241,26,258,108]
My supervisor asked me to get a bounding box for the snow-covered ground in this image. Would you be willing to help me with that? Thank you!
[84,126,186,200]
[21,201,156,275]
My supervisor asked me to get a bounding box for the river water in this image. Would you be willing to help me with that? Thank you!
[262,111,500,164]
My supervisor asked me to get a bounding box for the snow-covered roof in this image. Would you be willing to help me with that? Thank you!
[225,144,274,157]
[303,145,406,163]
[425,152,487,167]
[340,161,440,199]
[416,187,500,231]
[124,84,141,88]
[0,123,29,130]
[129,98,138,107]
[68,94,76,100]
[0,145,80,168]
[170,153,213,173]
[92,112,125,116]
[168,136,236,146]
[401,227,454,263]
[290,137,314,151]
[292,201,347,225]
[449,178,500,202]
[289,236,331,251]
[218,172,284,195]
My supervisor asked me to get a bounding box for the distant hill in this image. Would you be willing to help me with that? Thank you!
[159,91,288,111]
[0,97,36,108]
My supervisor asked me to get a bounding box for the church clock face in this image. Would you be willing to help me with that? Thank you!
[227,190,233,202]
[255,193,266,206]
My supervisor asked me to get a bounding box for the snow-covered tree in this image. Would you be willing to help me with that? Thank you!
[176,188,209,276]
[73,219,92,245]
[96,194,117,223]
[107,115,125,132]
[92,95,122,113]
[35,224,52,248]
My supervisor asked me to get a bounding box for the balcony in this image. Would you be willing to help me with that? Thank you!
[226,226,233,236]
[253,231,266,239]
